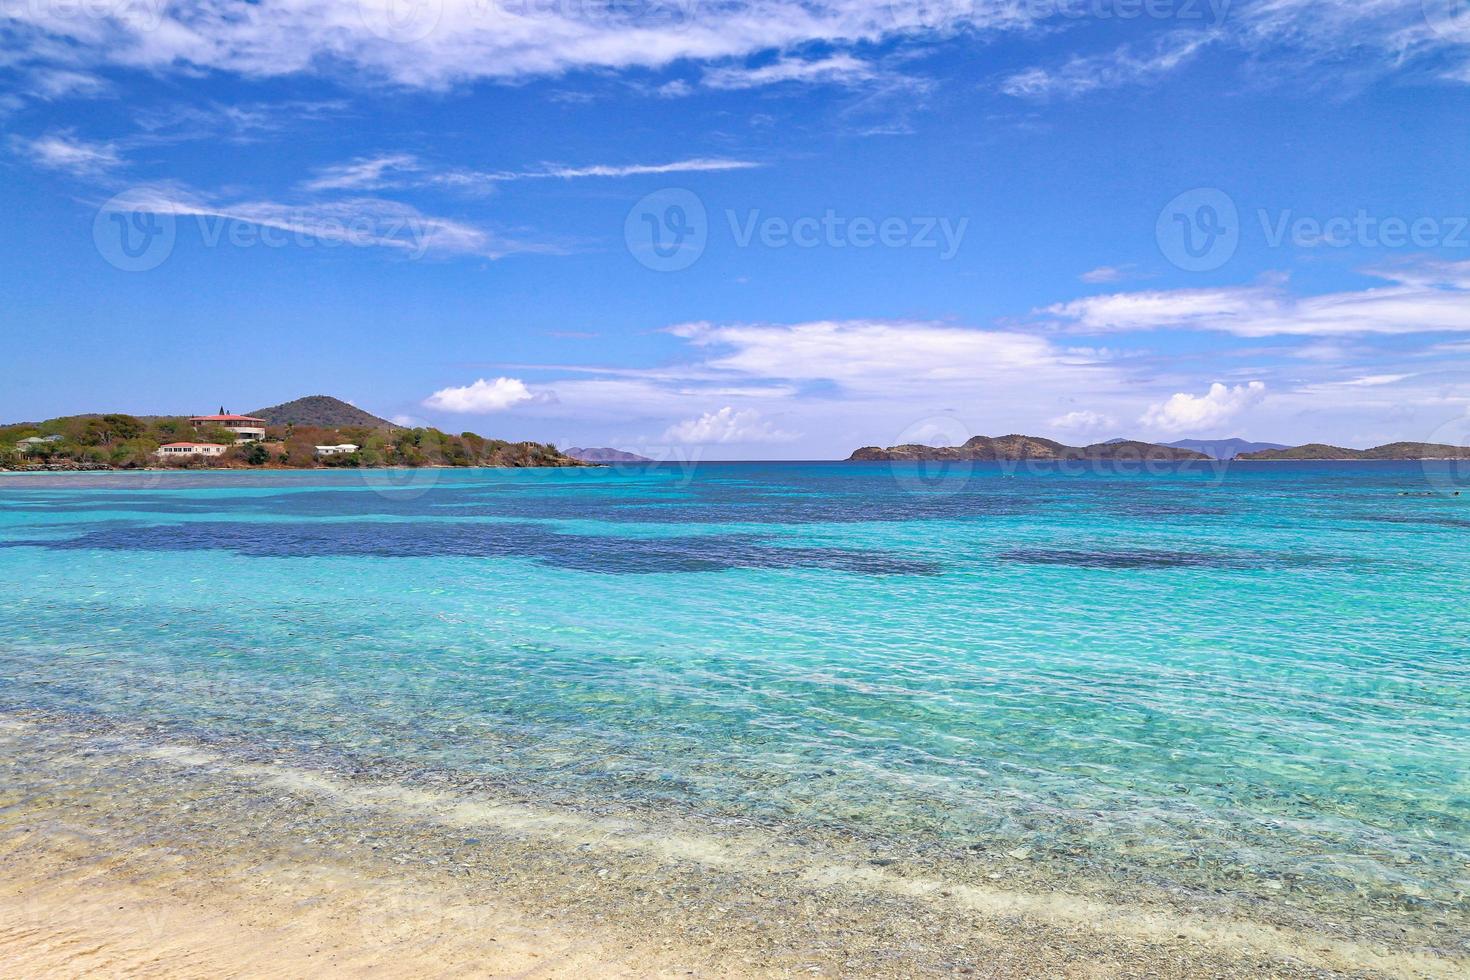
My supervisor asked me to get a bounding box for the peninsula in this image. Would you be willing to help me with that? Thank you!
[0,396,582,471]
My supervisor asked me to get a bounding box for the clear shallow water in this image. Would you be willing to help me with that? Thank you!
[1,462,1467,929]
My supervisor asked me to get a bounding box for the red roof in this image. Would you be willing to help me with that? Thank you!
[190,414,265,422]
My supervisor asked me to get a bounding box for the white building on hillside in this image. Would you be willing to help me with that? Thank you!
[315,444,360,457]
[190,412,267,443]
[155,443,228,458]
[17,435,63,452]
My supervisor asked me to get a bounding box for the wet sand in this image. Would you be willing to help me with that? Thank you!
[2,712,1464,979]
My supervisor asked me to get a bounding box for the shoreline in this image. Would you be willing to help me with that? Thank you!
[3,709,1464,979]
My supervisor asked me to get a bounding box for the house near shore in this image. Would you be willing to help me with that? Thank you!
[190,410,266,443]
[314,443,360,457]
[17,435,64,452]
[155,442,228,458]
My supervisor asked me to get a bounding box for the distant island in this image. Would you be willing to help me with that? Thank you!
[847,433,1470,463]
[1,395,583,471]
[1239,441,1470,460]
[565,447,654,463]
[848,434,1210,462]
[1162,437,1289,459]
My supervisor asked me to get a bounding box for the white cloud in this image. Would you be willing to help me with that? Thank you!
[1079,264,1138,284]
[303,153,421,191]
[1,0,1464,97]
[670,318,1101,392]
[423,377,537,412]
[1001,33,1215,100]
[1049,409,1117,434]
[0,0,1026,91]
[1293,373,1413,395]
[702,55,878,90]
[28,69,110,100]
[15,131,120,175]
[433,157,760,189]
[1141,381,1267,433]
[102,183,551,258]
[1045,262,1470,337]
[663,406,794,444]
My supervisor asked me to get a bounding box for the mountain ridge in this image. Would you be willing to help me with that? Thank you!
[565,447,654,463]
[1239,441,1470,460]
[848,434,1210,461]
[1165,437,1289,459]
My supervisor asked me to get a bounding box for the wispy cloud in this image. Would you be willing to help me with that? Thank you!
[1044,262,1470,337]
[1001,32,1217,100]
[1,0,1465,97]
[132,100,349,145]
[433,157,761,189]
[298,154,759,195]
[304,153,422,192]
[1079,264,1143,284]
[702,55,878,90]
[14,131,121,176]
[102,184,553,259]
[28,69,110,100]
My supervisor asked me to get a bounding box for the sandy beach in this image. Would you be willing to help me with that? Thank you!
[3,711,1463,980]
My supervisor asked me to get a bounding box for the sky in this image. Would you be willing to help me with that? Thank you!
[3,0,1470,458]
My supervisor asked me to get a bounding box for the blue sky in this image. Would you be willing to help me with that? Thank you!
[4,0,1470,457]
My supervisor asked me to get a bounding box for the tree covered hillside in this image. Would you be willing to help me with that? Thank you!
[0,414,581,470]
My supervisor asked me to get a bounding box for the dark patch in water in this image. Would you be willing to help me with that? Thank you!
[0,472,1033,526]
[0,521,940,576]
[999,548,1322,570]
[1361,514,1470,530]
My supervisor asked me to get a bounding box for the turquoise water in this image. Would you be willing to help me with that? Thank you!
[2,462,1467,927]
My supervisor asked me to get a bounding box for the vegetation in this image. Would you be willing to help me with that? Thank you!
[0,413,582,470]
[848,434,1210,461]
[250,395,400,430]
[1238,442,1470,460]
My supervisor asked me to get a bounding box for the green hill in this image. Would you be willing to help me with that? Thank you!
[251,395,400,430]
[1239,442,1470,460]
